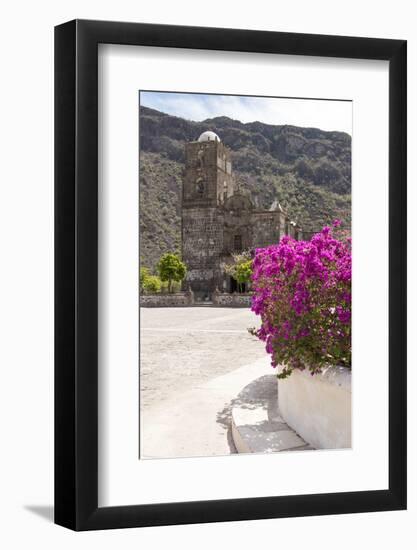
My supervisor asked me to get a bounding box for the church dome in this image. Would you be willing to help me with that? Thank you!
[198,130,220,142]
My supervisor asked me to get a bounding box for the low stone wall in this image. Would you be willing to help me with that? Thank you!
[278,365,351,449]
[140,291,193,307]
[212,292,253,307]
[140,290,253,308]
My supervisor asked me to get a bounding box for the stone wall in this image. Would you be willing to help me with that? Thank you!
[140,291,194,308]
[251,211,282,249]
[182,206,224,296]
[140,290,253,308]
[212,292,253,308]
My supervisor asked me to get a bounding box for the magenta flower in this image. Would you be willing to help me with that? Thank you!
[251,222,351,378]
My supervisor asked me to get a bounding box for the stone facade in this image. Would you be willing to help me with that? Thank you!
[182,131,302,300]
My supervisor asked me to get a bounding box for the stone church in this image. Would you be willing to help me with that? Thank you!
[182,130,302,300]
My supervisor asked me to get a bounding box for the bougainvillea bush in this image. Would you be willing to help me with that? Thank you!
[251,221,351,379]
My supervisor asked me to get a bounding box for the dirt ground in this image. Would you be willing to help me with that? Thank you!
[139,306,266,410]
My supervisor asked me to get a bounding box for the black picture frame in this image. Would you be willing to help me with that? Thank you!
[55,19,407,531]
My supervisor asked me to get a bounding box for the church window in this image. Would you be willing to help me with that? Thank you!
[234,235,242,251]
[196,177,204,196]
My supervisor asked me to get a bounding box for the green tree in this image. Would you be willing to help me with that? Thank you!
[222,251,253,293]
[157,252,187,293]
[234,259,253,292]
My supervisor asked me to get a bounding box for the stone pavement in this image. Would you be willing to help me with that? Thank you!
[140,357,267,458]
[140,307,311,459]
[140,307,266,410]
[231,373,314,454]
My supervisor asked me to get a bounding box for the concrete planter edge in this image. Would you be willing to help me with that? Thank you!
[277,365,352,450]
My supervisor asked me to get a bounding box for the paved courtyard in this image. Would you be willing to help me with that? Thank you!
[139,306,269,458]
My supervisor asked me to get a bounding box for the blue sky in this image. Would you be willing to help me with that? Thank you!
[140,91,352,135]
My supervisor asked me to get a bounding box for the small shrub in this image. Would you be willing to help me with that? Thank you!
[139,266,150,292]
[142,274,162,293]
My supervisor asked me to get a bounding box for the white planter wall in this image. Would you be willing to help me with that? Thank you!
[278,366,351,449]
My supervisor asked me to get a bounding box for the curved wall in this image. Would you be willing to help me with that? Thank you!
[278,366,351,449]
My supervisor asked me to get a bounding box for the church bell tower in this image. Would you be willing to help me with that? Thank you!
[181,131,233,299]
[182,131,234,208]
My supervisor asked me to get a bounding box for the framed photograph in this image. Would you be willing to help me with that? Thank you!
[55,20,406,530]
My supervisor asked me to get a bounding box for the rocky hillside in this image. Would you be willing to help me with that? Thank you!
[139,105,351,270]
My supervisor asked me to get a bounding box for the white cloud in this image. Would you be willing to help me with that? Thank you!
[140,92,352,135]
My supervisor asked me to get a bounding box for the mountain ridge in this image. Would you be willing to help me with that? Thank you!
[139,105,351,270]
